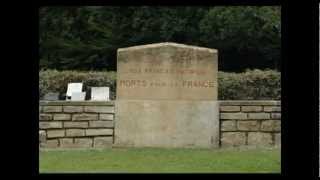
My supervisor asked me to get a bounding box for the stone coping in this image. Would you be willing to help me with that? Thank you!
[117,42,217,53]
[40,101,115,106]
[219,100,280,106]
[40,100,280,106]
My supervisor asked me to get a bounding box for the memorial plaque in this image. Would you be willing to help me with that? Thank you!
[115,42,219,148]
[91,87,110,101]
[66,83,83,97]
[71,92,86,101]
[117,42,218,100]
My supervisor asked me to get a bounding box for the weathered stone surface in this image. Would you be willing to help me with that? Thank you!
[271,113,281,119]
[53,114,71,121]
[221,120,236,131]
[117,42,218,100]
[47,130,65,138]
[39,114,52,121]
[72,113,98,121]
[43,106,62,113]
[115,43,219,148]
[66,129,85,137]
[86,129,113,136]
[74,138,93,148]
[84,106,114,113]
[59,138,74,148]
[220,101,280,106]
[237,121,259,131]
[261,120,281,132]
[263,106,281,112]
[39,121,62,129]
[63,106,83,113]
[221,132,246,147]
[241,106,262,112]
[41,139,59,148]
[99,114,114,121]
[39,106,43,113]
[63,122,88,128]
[89,121,114,128]
[94,137,113,148]
[247,113,270,119]
[39,130,46,143]
[247,132,273,146]
[220,106,240,112]
[220,113,247,120]
[115,100,219,148]
[274,133,281,146]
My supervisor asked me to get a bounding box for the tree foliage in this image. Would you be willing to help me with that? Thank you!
[39,6,281,72]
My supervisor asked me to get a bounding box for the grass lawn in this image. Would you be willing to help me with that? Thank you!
[39,147,281,173]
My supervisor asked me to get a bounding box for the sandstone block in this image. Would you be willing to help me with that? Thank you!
[53,114,71,121]
[39,114,52,121]
[41,139,59,148]
[74,138,93,148]
[274,133,281,146]
[59,138,74,148]
[248,113,270,119]
[221,132,246,147]
[84,106,115,113]
[220,106,240,112]
[261,120,281,132]
[220,113,247,120]
[86,129,113,136]
[99,114,114,121]
[271,113,281,119]
[43,106,62,113]
[63,106,83,113]
[241,106,262,112]
[39,121,62,129]
[221,120,236,131]
[263,106,281,112]
[66,129,85,137]
[247,132,273,146]
[63,122,88,128]
[94,137,113,148]
[89,121,114,128]
[47,130,65,138]
[72,113,98,121]
[237,120,259,131]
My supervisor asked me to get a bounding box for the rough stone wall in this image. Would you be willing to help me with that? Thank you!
[39,101,115,148]
[220,101,281,147]
[39,100,280,148]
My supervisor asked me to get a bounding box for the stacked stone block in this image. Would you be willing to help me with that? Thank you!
[39,101,114,148]
[220,101,281,147]
[39,100,281,149]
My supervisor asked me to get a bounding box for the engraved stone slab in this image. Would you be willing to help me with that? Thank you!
[115,42,219,148]
[117,42,218,100]
[91,87,110,101]
[71,92,86,101]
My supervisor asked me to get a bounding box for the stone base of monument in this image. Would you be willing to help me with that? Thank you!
[114,100,219,148]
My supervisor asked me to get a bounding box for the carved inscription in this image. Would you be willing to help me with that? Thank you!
[116,43,218,100]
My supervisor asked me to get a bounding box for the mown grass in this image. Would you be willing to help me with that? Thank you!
[39,147,281,173]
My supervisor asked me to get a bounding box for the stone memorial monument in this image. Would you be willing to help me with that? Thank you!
[114,42,219,148]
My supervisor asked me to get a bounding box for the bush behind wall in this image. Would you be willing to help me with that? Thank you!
[39,69,280,100]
